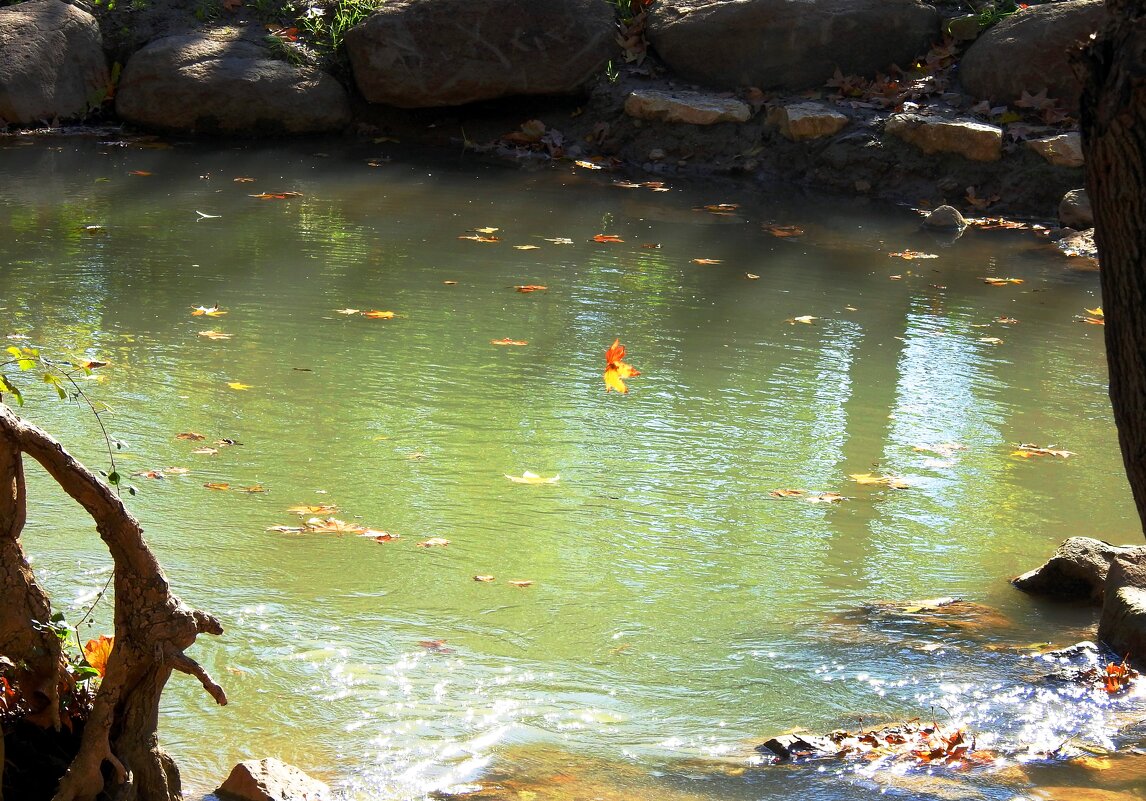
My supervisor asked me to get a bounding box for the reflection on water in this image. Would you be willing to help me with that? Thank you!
[0,137,1140,800]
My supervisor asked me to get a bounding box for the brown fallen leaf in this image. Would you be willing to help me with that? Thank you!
[236,485,267,493]
[176,432,206,441]
[248,191,302,200]
[889,251,939,260]
[770,489,806,498]
[592,234,624,243]
[191,447,219,456]
[203,482,230,491]
[982,277,1024,286]
[691,258,723,265]
[363,310,396,319]
[417,537,450,548]
[198,330,232,340]
[765,224,804,238]
[806,492,846,503]
[474,575,496,582]
[491,338,528,346]
[850,473,912,489]
[458,234,500,243]
[514,285,548,293]
[508,580,535,587]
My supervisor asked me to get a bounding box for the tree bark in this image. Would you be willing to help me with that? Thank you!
[0,404,226,801]
[1080,0,1146,536]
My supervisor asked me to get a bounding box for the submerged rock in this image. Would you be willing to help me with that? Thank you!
[217,758,330,801]
[344,0,614,108]
[1059,188,1094,229]
[922,205,968,230]
[0,0,109,126]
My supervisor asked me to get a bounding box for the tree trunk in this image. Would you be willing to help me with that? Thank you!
[1079,0,1146,536]
[0,404,226,801]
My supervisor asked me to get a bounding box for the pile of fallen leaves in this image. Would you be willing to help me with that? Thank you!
[1078,657,1139,694]
[759,720,994,766]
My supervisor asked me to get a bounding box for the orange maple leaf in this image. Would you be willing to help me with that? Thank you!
[604,339,641,394]
[82,634,114,678]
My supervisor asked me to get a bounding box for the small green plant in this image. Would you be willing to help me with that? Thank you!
[296,0,385,51]
[604,59,620,84]
[264,32,306,65]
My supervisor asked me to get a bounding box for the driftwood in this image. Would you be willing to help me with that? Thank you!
[0,403,225,801]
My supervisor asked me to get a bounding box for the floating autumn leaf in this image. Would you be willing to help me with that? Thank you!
[458,234,500,243]
[982,277,1024,286]
[198,330,232,340]
[913,443,967,457]
[1012,444,1075,459]
[471,226,499,235]
[544,237,574,245]
[164,466,191,475]
[266,525,306,533]
[592,234,624,243]
[443,280,458,285]
[640,243,661,249]
[82,635,114,677]
[176,432,206,440]
[698,203,739,215]
[514,285,547,293]
[191,447,219,456]
[508,580,535,587]
[691,258,723,265]
[227,382,252,391]
[132,470,167,479]
[770,489,806,498]
[191,305,227,317]
[417,639,454,653]
[204,482,230,491]
[248,191,303,200]
[287,503,339,515]
[995,316,1020,324]
[574,159,604,170]
[746,273,760,280]
[604,338,640,394]
[474,575,496,582]
[128,170,152,176]
[978,336,1004,345]
[491,338,528,346]
[806,492,846,503]
[305,517,366,534]
[363,310,396,319]
[236,485,267,493]
[764,224,804,238]
[335,308,361,315]
[417,537,450,548]
[849,473,912,489]
[233,176,256,183]
[513,244,541,250]
[505,471,560,484]
[1099,657,1138,693]
[1085,306,1104,317]
[360,530,398,542]
[889,251,939,260]
[786,315,817,325]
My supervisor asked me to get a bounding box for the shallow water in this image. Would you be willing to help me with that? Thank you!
[0,136,1141,800]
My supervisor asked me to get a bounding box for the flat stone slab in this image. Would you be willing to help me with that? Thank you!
[885,113,1002,162]
[766,101,849,141]
[624,89,751,125]
[1028,132,1084,168]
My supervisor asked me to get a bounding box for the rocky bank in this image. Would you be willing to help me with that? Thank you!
[0,0,1107,226]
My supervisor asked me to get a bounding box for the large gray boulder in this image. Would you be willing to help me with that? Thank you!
[1098,551,1146,661]
[0,0,108,126]
[344,0,615,108]
[115,32,350,135]
[646,0,940,92]
[1013,537,1145,603]
[959,0,1106,113]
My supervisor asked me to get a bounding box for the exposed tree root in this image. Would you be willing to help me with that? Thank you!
[0,404,226,801]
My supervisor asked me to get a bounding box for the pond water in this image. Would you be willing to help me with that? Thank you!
[1,136,1143,801]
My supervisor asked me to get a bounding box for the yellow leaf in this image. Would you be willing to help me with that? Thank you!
[981,277,1024,286]
[472,227,499,234]
[505,471,560,484]
[363,310,395,319]
[1085,306,1104,317]
[227,382,252,390]
[82,635,114,677]
[204,482,230,491]
[769,488,806,498]
[191,305,227,317]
